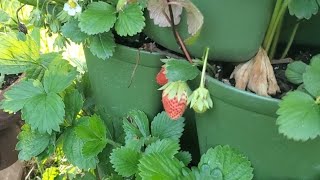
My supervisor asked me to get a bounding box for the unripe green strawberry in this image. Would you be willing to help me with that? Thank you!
[188,87,213,113]
[156,67,168,86]
[161,81,190,120]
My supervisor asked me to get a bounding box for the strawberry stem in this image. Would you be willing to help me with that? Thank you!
[200,48,210,88]
[166,0,193,63]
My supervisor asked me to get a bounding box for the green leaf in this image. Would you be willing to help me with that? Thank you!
[75,115,108,158]
[76,172,96,180]
[123,118,143,141]
[1,80,45,113]
[151,111,185,141]
[165,59,200,82]
[145,139,180,157]
[285,61,308,84]
[0,10,10,23]
[277,91,320,141]
[79,2,117,35]
[16,125,51,161]
[25,53,62,80]
[125,139,144,151]
[63,128,99,169]
[89,32,116,60]
[189,165,222,180]
[64,89,84,125]
[115,4,145,36]
[138,153,184,179]
[303,55,320,97]
[127,110,150,138]
[175,151,192,166]
[17,32,26,41]
[43,61,78,93]
[288,0,319,19]
[110,146,141,177]
[138,0,148,8]
[61,18,88,44]
[199,145,253,180]
[22,93,65,134]
[0,34,40,74]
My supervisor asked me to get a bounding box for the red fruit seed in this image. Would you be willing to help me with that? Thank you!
[156,67,168,86]
[162,91,187,120]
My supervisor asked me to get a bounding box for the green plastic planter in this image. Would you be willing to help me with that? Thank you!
[84,45,164,119]
[144,0,274,62]
[192,76,320,179]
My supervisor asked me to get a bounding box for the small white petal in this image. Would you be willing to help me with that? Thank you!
[68,9,76,16]
[75,5,82,13]
[63,3,71,11]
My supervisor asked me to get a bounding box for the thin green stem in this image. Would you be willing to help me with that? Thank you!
[265,0,291,53]
[269,13,284,59]
[200,48,209,88]
[94,168,101,180]
[263,0,283,49]
[35,158,44,175]
[281,22,300,59]
[106,139,121,148]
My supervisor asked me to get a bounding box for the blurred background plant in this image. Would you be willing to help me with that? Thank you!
[0,0,87,179]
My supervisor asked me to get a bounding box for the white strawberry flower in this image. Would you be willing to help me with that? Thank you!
[63,0,82,16]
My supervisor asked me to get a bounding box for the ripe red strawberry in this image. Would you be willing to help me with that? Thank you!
[162,91,187,120]
[156,67,168,86]
[160,81,189,120]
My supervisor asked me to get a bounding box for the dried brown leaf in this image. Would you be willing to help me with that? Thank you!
[232,48,280,97]
[147,0,183,27]
[247,48,269,96]
[170,0,204,35]
[230,59,254,90]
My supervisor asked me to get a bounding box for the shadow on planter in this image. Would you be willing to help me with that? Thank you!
[84,45,164,120]
[0,81,22,170]
[280,12,320,48]
[144,0,274,62]
[190,76,320,179]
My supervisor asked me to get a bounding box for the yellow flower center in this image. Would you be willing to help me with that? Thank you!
[68,0,77,8]
[316,96,320,105]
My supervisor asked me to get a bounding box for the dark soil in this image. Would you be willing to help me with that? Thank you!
[1,74,20,91]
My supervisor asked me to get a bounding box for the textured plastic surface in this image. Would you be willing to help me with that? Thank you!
[144,0,274,62]
[85,45,164,119]
[192,76,320,179]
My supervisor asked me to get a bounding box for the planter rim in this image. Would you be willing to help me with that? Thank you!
[85,44,164,68]
[206,75,280,118]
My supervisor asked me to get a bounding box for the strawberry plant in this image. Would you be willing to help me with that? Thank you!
[15,0,203,58]
[277,55,320,141]
[156,48,213,119]
[110,110,254,179]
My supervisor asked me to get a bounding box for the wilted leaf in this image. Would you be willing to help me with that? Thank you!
[147,0,182,27]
